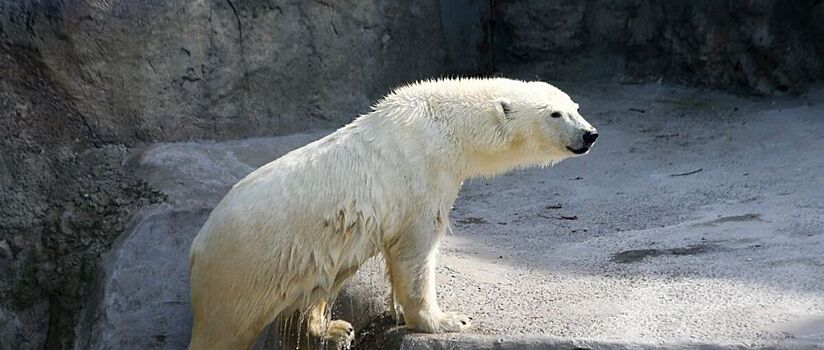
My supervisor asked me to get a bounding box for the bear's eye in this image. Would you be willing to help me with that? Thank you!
[551,111,563,118]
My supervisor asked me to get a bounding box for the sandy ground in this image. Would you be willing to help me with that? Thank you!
[393,83,824,348]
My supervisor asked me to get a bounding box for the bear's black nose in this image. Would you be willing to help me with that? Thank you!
[583,130,599,144]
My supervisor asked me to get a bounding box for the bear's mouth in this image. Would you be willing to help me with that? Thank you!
[566,146,590,155]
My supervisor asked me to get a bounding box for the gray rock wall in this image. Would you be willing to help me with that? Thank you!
[2,0,450,144]
[0,43,164,350]
[494,0,824,94]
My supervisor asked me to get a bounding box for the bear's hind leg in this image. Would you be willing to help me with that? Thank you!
[277,299,354,350]
[308,299,355,349]
[189,297,281,350]
[308,264,361,349]
[188,254,288,350]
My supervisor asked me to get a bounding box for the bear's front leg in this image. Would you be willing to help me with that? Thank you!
[384,227,471,333]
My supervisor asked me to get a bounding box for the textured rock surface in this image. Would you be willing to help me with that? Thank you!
[0,0,449,144]
[494,0,824,94]
[0,43,165,350]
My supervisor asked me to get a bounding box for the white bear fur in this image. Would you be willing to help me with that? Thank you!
[187,78,596,349]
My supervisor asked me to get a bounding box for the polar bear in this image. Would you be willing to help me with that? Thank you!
[187,78,598,350]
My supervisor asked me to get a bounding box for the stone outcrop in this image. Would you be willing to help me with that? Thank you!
[494,0,824,94]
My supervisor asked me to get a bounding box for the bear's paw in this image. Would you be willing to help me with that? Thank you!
[436,311,471,333]
[324,320,355,349]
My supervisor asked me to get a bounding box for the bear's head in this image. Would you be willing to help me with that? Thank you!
[482,80,598,171]
[380,78,598,177]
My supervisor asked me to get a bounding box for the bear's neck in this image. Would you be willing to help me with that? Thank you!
[458,137,548,180]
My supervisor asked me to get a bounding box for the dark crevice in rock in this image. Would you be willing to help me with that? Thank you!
[225,0,243,42]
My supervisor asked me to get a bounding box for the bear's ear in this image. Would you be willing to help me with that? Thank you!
[493,98,513,119]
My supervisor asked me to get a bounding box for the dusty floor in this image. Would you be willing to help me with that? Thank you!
[391,83,824,348]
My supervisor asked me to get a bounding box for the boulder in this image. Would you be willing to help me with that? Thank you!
[74,132,391,349]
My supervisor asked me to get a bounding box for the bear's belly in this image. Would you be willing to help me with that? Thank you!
[287,238,382,311]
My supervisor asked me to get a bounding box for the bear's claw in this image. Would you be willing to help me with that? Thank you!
[437,311,471,332]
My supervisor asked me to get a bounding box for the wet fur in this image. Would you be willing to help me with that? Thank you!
[187,78,596,349]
